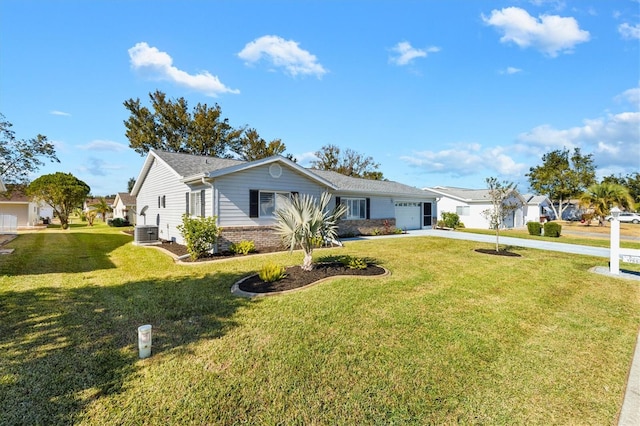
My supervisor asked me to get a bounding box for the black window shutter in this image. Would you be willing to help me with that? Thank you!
[366,198,371,219]
[162,195,166,208]
[249,190,259,218]
[185,192,190,214]
[157,196,161,208]
[200,190,205,217]
[335,196,341,207]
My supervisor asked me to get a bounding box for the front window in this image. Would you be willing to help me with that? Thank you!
[260,191,290,217]
[343,198,367,220]
[456,206,470,216]
[190,192,202,217]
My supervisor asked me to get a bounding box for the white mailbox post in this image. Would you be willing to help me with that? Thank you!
[610,206,621,275]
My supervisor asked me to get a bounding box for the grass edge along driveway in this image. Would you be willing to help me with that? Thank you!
[1,224,639,425]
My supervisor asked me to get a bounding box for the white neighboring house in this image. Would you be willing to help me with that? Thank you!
[132,150,438,249]
[424,185,526,229]
[522,194,554,223]
[112,192,136,224]
[0,187,53,232]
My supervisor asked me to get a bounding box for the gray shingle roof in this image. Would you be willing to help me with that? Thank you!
[117,192,137,205]
[153,150,431,198]
[309,169,428,197]
[428,186,492,201]
[154,150,244,177]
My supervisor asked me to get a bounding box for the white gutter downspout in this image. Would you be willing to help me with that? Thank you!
[202,177,218,253]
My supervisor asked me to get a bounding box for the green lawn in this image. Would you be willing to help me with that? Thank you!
[1,223,639,425]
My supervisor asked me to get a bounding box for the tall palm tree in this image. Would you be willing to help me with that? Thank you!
[274,191,347,271]
[579,182,634,226]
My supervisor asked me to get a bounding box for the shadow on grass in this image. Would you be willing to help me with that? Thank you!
[0,272,251,425]
[0,231,133,276]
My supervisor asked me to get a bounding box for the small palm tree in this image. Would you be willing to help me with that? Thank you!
[93,197,112,222]
[274,191,347,271]
[579,182,634,226]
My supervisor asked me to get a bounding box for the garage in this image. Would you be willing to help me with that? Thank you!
[394,201,422,231]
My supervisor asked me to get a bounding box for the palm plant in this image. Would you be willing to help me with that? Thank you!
[579,182,634,225]
[93,196,112,222]
[274,191,347,271]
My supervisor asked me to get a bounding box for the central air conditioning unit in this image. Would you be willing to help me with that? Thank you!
[134,225,159,244]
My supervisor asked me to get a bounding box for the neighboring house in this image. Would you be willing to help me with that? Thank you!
[132,150,437,249]
[522,194,554,223]
[0,187,52,232]
[112,192,136,224]
[424,185,526,229]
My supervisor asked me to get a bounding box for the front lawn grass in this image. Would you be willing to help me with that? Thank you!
[1,223,639,424]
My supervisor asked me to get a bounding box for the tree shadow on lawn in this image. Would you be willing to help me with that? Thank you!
[0,272,251,425]
[0,231,132,276]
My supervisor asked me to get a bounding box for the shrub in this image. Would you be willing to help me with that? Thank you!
[341,255,368,270]
[527,221,542,236]
[229,240,256,255]
[176,214,220,260]
[543,222,562,238]
[259,263,287,283]
[441,212,461,229]
[108,218,130,227]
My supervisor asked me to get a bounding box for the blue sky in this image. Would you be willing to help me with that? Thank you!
[1,0,638,196]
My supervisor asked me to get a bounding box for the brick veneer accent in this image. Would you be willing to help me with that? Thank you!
[218,225,284,252]
[337,218,396,236]
[218,218,397,251]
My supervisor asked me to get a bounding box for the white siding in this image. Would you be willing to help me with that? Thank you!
[215,164,326,227]
[136,158,194,244]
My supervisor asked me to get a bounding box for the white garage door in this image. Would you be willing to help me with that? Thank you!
[395,202,421,231]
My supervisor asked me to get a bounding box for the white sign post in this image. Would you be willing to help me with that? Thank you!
[610,207,621,275]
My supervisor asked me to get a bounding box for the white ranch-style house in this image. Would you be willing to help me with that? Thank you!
[425,185,527,229]
[132,150,438,250]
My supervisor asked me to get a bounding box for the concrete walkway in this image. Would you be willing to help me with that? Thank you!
[347,228,640,424]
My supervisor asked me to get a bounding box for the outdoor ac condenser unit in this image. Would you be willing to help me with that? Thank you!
[134,225,159,244]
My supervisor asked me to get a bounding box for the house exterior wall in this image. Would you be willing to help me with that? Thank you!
[436,196,524,229]
[136,157,195,244]
[113,199,135,224]
[0,204,29,227]
[214,164,327,227]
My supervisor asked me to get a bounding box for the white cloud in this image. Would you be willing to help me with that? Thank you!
[294,151,319,166]
[50,110,71,116]
[78,157,124,177]
[619,22,640,40]
[237,35,327,78]
[400,143,526,177]
[615,85,640,109]
[482,7,590,57]
[500,66,522,74]
[516,111,640,169]
[77,140,128,152]
[389,42,440,66]
[128,42,239,97]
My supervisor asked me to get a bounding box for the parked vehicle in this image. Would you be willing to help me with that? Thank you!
[605,212,640,224]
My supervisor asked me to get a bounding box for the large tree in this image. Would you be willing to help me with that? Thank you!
[481,177,520,252]
[0,113,59,186]
[236,128,289,162]
[27,172,90,229]
[310,144,383,180]
[123,90,245,157]
[526,148,596,221]
[579,182,634,226]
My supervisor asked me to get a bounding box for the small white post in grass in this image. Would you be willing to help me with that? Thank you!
[610,206,621,275]
[138,324,152,359]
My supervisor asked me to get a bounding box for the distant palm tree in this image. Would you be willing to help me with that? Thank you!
[93,197,112,222]
[579,182,634,226]
[274,192,347,271]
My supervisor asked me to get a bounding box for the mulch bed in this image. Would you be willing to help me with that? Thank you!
[474,248,521,257]
[157,240,285,261]
[238,263,387,293]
